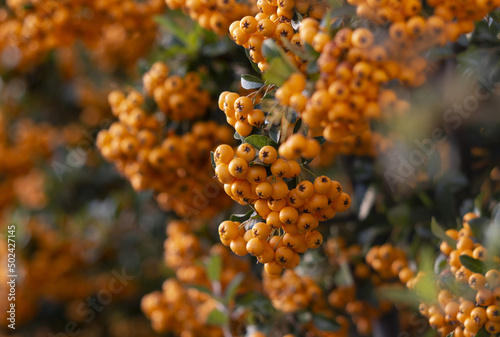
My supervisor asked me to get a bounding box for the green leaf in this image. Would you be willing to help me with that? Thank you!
[297,311,313,324]
[285,109,298,124]
[206,309,228,326]
[446,332,454,337]
[293,118,303,134]
[314,136,326,145]
[387,204,410,228]
[312,314,340,332]
[324,4,356,20]
[431,217,457,249]
[333,260,354,287]
[261,39,298,86]
[490,11,500,23]
[230,210,254,222]
[378,286,420,308]
[224,272,245,304]
[210,151,216,170]
[474,191,486,212]
[475,327,489,337]
[268,123,281,144]
[467,217,489,238]
[414,271,438,304]
[244,135,277,149]
[459,255,488,274]
[207,254,222,282]
[190,284,213,296]
[434,254,448,275]
[154,15,189,46]
[234,131,244,140]
[261,39,283,59]
[241,74,264,90]
[280,37,315,62]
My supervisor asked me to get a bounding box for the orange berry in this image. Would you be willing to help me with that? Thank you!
[259,145,278,164]
[219,220,239,241]
[247,238,266,256]
[230,237,248,256]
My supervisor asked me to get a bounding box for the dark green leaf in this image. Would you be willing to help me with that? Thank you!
[207,254,222,282]
[434,254,448,274]
[293,118,303,134]
[387,204,410,228]
[314,136,327,145]
[154,15,189,45]
[224,272,245,304]
[190,284,213,296]
[446,332,454,337]
[474,191,486,212]
[431,217,457,249]
[306,58,319,74]
[206,309,228,326]
[230,209,254,222]
[268,123,281,144]
[459,255,488,274]
[356,280,378,307]
[490,11,500,23]
[312,314,340,332]
[297,311,313,324]
[281,37,315,61]
[210,151,216,170]
[244,135,277,149]
[241,74,264,90]
[285,109,298,124]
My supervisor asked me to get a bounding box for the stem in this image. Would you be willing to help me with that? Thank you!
[300,165,317,178]
[274,232,284,250]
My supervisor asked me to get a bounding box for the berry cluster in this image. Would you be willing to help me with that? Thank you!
[325,239,413,336]
[278,25,410,145]
[165,0,256,35]
[0,216,124,327]
[352,0,499,44]
[214,141,350,274]
[141,279,224,336]
[273,0,500,156]
[263,269,326,312]
[406,213,500,337]
[365,243,415,284]
[143,62,211,121]
[98,82,233,218]
[164,220,251,288]
[261,269,350,337]
[143,220,253,336]
[229,0,328,72]
[278,133,321,160]
[218,91,266,137]
[0,0,163,71]
[0,115,57,212]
